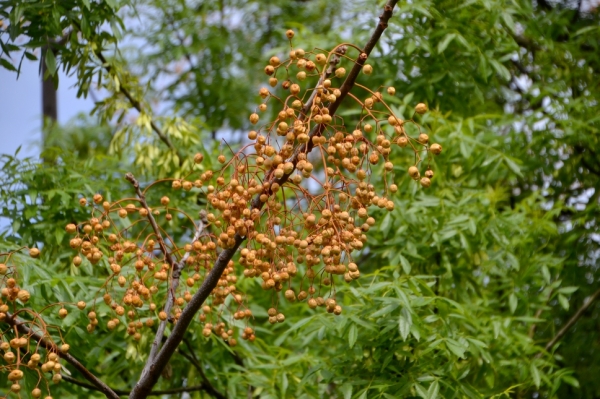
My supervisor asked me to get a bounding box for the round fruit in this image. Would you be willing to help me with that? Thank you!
[415,103,428,114]
[17,290,30,303]
[8,369,23,381]
[430,143,442,155]
[408,166,420,179]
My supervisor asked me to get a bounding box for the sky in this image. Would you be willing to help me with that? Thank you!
[0,59,95,158]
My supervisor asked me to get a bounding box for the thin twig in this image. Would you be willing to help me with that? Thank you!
[129,3,400,397]
[3,313,120,399]
[125,173,180,370]
[230,350,255,399]
[528,289,553,338]
[179,338,226,399]
[543,287,600,353]
[62,374,211,397]
[299,45,347,120]
[126,172,207,382]
[94,51,180,158]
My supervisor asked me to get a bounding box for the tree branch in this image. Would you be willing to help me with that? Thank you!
[544,287,600,353]
[3,313,120,399]
[178,338,226,399]
[230,350,255,399]
[127,171,208,382]
[62,374,212,397]
[128,2,399,397]
[94,51,180,159]
[125,173,180,368]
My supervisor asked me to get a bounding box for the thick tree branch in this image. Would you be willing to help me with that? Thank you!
[129,2,399,397]
[544,287,600,352]
[3,313,120,399]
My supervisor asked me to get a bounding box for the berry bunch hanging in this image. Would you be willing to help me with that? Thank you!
[0,26,441,396]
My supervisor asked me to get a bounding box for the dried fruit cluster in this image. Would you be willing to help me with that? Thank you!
[0,29,441,392]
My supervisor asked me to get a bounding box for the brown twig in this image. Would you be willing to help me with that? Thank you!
[543,287,600,353]
[299,45,347,119]
[125,173,180,371]
[179,338,227,399]
[62,374,212,397]
[128,2,399,397]
[126,174,209,383]
[4,312,120,399]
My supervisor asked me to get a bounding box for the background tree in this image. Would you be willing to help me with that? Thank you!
[0,0,599,398]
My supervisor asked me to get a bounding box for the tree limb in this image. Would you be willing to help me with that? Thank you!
[543,287,600,353]
[178,338,226,399]
[3,312,120,399]
[62,374,213,397]
[128,2,399,397]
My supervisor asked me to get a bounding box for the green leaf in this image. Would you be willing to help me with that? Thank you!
[509,293,518,314]
[371,303,400,318]
[558,286,578,295]
[0,58,17,72]
[504,157,523,177]
[502,12,516,33]
[398,308,412,341]
[562,375,580,388]
[45,50,57,75]
[415,384,429,399]
[530,363,541,388]
[490,59,511,81]
[446,339,467,358]
[427,380,440,399]
[398,254,411,275]
[558,294,569,310]
[340,383,353,399]
[438,33,457,54]
[348,324,357,348]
